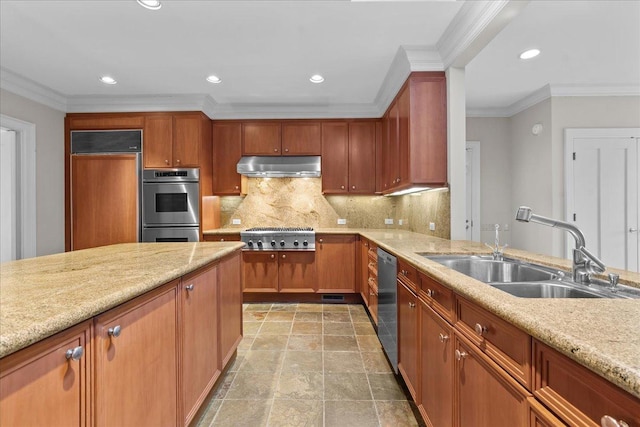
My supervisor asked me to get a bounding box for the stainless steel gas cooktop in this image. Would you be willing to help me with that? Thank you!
[240,227,315,250]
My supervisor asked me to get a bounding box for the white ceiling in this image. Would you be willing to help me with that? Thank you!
[1,0,638,118]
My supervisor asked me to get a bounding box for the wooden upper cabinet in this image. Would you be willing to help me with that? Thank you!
[321,123,349,193]
[144,112,208,168]
[144,114,173,168]
[348,122,376,193]
[67,113,144,130]
[242,122,282,155]
[382,72,447,194]
[282,123,321,155]
[212,122,242,195]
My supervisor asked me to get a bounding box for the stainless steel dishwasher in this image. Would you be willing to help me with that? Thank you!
[377,248,398,373]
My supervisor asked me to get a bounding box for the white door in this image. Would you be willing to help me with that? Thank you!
[565,129,639,272]
[465,141,481,241]
[1,129,17,262]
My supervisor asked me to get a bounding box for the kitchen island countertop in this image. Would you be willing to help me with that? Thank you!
[0,242,243,358]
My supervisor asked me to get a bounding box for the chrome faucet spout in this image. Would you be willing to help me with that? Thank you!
[515,206,585,248]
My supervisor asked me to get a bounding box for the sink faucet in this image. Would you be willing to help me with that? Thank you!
[515,206,606,284]
[485,224,508,261]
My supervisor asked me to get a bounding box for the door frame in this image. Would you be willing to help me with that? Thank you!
[466,141,481,242]
[564,127,640,260]
[0,114,36,259]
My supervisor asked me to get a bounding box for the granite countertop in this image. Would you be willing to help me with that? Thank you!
[354,229,640,399]
[0,242,243,358]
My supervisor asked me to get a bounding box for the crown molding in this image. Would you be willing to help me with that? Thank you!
[66,94,218,117]
[0,67,67,111]
[210,103,381,120]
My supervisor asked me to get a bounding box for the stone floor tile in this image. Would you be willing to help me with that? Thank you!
[244,311,269,321]
[244,303,273,312]
[226,353,245,372]
[265,311,296,322]
[322,304,350,312]
[275,371,324,400]
[212,399,271,427]
[353,322,377,336]
[258,321,292,335]
[376,400,420,427]
[291,321,323,335]
[237,335,255,352]
[357,335,383,351]
[348,304,367,313]
[225,371,279,400]
[368,373,407,400]
[270,303,298,312]
[324,335,359,351]
[267,399,323,427]
[361,351,393,373]
[350,310,372,322]
[209,371,236,400]
[195,399,223,427]
[294,311,323,322]
[324,372,372,400]
[324,400,379,427]
[251,335,289,351]
[238,350,285,373]
[296,303,324,312]
[287,335,323,351]
[243,321,263,335]
[324,351,364,373]
[322,311,352,323]
[282,350,323,372]
[323,321,355,336]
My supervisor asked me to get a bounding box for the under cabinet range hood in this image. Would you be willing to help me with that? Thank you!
[236,156,321,178]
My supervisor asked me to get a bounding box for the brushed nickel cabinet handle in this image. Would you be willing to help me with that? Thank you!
[455,349,468,361]
[601,416,629,427]
[108,325,121,338]
[284,148,289,152]
[282,254,286,259]
[185,284,194,291]
[65,346,84,361]
[176,159,181,164]
[426,289,435,297]
[474,323,488,336]
[270,254,275,259]
[164,159,169,165]
[439,333,449,343]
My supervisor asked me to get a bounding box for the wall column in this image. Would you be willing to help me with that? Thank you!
[446,67,467,240]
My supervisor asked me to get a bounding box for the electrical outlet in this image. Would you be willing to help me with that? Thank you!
[384,218,394,225]
[337,218,347,225]
[231,219,241,225]
[503,223,510,231]
[398,219,404,225]
[429,222,436,231]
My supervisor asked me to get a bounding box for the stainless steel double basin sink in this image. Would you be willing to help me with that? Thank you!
[423,255,639,299]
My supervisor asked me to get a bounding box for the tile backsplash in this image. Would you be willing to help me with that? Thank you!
[217,177,450,238]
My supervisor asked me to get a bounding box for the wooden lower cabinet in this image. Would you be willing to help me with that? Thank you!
[528,397,567,427]
[454,333,530,427]
[0,321,91,427]
[181,264,220,426]
[418,300,453,427]
[242,251,279,292]
[397,280,419,401]
[218,253,243,367]
[94,281,179,427]
[278,251,317,292]
[359,238,371,304]
[316,234,356,293]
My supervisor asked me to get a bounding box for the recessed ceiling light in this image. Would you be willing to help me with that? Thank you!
[310,74,325,84]
[206,75,222,84]
[99,76,117,85]
[519,49,541,60]
[137,0,162,10]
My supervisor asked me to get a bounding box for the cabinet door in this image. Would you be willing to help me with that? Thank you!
[278,251,317,292]
[348,122,376,194]
[282,123,321,155]
[321,123,349,193]
[397,281,419,401]
[181,264,220,426]
[242,251,279,292]
[316,234,356,293]
[368,286,378,325]
[173,114,201,167]
[359,238,370,305]
[419,301,453,427]
[0,322,91,427]
[144,114,173,168]
[219,253,243,367]
[454,334,529,427]
[242,123,281,155]
[212,123,242,194]
[397,85,411,188]
[385,103,400,190]
[94,282,178,427]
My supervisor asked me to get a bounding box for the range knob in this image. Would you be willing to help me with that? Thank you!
[303,240,309,246]
[280,240,285,247]
[271,240,276,247]
[247,240,254,247]
[294,240,299,247]
[257,241,263,247]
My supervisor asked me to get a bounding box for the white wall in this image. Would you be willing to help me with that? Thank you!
[466,117,512,245]
[0,89,65,256]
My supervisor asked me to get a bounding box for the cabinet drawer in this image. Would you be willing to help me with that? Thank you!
[203,233,241,242]
[397,258,418,292]
[456,296,531,389]
[533,340,640,427]
[418,271,454,322]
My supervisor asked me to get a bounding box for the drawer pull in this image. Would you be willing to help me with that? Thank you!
[426,289,435,298]
[601,416,629,427]
[185,284,194,291]
[108,325,122,338]
[438,333,449,343]
[270,254,275,259]
[282,254,286,259]
[408,302,416,308]
[65,346,84,361]
[455,349,468,361]
[474,323,488,336]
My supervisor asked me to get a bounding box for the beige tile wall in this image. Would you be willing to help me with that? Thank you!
[217,177,450,238]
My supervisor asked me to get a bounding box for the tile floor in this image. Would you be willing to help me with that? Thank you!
[195,303,422,427]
